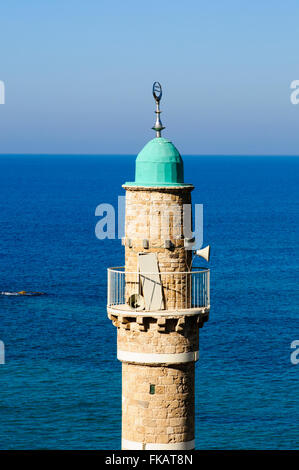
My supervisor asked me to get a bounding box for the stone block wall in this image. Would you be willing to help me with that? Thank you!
[111,184,203,450]
[123,185,194,310]
[122,362,195,447]
[117,315,199,449]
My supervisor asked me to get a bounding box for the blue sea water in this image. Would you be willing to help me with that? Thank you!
[0,154,298,450]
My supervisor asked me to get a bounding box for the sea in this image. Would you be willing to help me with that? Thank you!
[0,154,298,450]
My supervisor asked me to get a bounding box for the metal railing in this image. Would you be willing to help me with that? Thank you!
[107,267,210,311]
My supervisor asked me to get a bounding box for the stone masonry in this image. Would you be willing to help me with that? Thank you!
[107,183,209,450]
[123,185,193,310]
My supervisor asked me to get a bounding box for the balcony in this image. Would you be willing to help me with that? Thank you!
[107,267,210,317]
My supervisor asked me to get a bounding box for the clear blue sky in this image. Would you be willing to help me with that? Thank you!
[0,0,299,155]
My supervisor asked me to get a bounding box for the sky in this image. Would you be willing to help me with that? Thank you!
[0,0,299,155]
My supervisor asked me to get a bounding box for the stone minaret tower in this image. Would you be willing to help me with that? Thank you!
[107,83,210,450]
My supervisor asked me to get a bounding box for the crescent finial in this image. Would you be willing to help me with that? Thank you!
[152,82,165,138]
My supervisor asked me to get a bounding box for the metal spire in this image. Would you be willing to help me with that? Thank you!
[152,82,165,138]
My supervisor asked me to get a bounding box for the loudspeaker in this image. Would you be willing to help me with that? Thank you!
[128,293,145,311]
[195,245,210,262]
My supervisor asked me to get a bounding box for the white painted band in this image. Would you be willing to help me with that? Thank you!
[117,350,199,364]
[122,438,195,450]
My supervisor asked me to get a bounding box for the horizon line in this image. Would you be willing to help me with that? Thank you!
[0,153,298,157]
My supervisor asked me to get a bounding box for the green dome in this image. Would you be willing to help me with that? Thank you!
[125,137,186,187]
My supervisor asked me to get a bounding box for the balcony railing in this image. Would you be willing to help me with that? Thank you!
[107,267,210,312]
